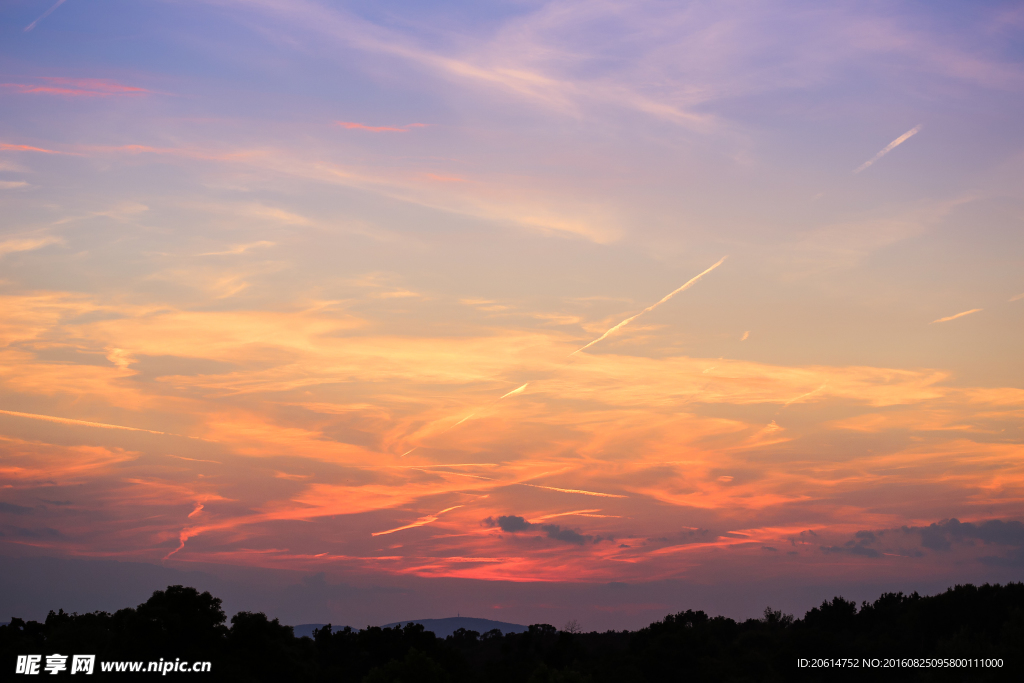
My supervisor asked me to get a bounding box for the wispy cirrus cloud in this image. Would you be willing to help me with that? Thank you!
[0,142,75,154]
[3,0,1023,595]
[210,0,1024,147]
[0,235,62,256]
[3,281,1023,580]
[213,0,716,130]
[199,241,276,256]
[86,140,619,242]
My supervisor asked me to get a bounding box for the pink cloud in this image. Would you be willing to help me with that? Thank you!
[336,121,427,132]
[0,142,73,154]
[0,77,149,97]
[423,172,468,183]
[93,144,261,162]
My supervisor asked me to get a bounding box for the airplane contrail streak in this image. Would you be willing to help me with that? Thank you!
[571,256,727,356]
[519,483,627,498]
[401,257,722,451]
[371,505,462,536]
[0,408,170,436]
[167,454,221,464]
[782,383,828,407]
[854,125,922,173]
[931,308,982,323]
[24,0,66,32]
[499,383,529,400]
[407,468,494,480]
[447,383,529,430]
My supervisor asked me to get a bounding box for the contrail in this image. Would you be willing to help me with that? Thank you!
[782,383,828,408]
[167,454,221,464]
[407,467,494,481]
[534,509,602,520]
[519,483,627,498]
[0,408,212,441]
[402,257,723,452]
[854,125,922,174]
[24,0,66,32]
[371,505,462,536]
[571,256,726,356]
[499,383,529,400]
[931,308,982,324]
[0,408,170,435]
[449,383,529,429]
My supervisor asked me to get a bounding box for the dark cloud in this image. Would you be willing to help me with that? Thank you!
[0,502,33,515]
[762,546,778,552]
[1,525,62,538]
[943,519,1024,546]
[482,515,601,545]
[790,529,818,546]
[483,515,534,533]
[906,518,1024,553]
[978,547,1024,568]
[540,525,588,545]
[500,515,535,533]
[917,524,951,551]
[820,544,881,558]
[820,531,881,558]
[820,518,1024,564]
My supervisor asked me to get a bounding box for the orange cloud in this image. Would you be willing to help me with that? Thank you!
[2,287,1022,579]
[0,435,137,483]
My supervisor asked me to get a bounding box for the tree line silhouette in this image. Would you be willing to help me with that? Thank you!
[2,582,1020,681]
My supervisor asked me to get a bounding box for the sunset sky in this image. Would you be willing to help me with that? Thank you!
[2,0,1023,630]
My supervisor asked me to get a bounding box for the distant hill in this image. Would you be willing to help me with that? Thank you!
[380,617,528,638]
[292,623,330,638]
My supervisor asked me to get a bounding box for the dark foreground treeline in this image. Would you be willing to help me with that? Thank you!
[2,583,1021,682]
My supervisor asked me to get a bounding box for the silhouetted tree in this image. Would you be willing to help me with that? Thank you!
[3,582,1021,682]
